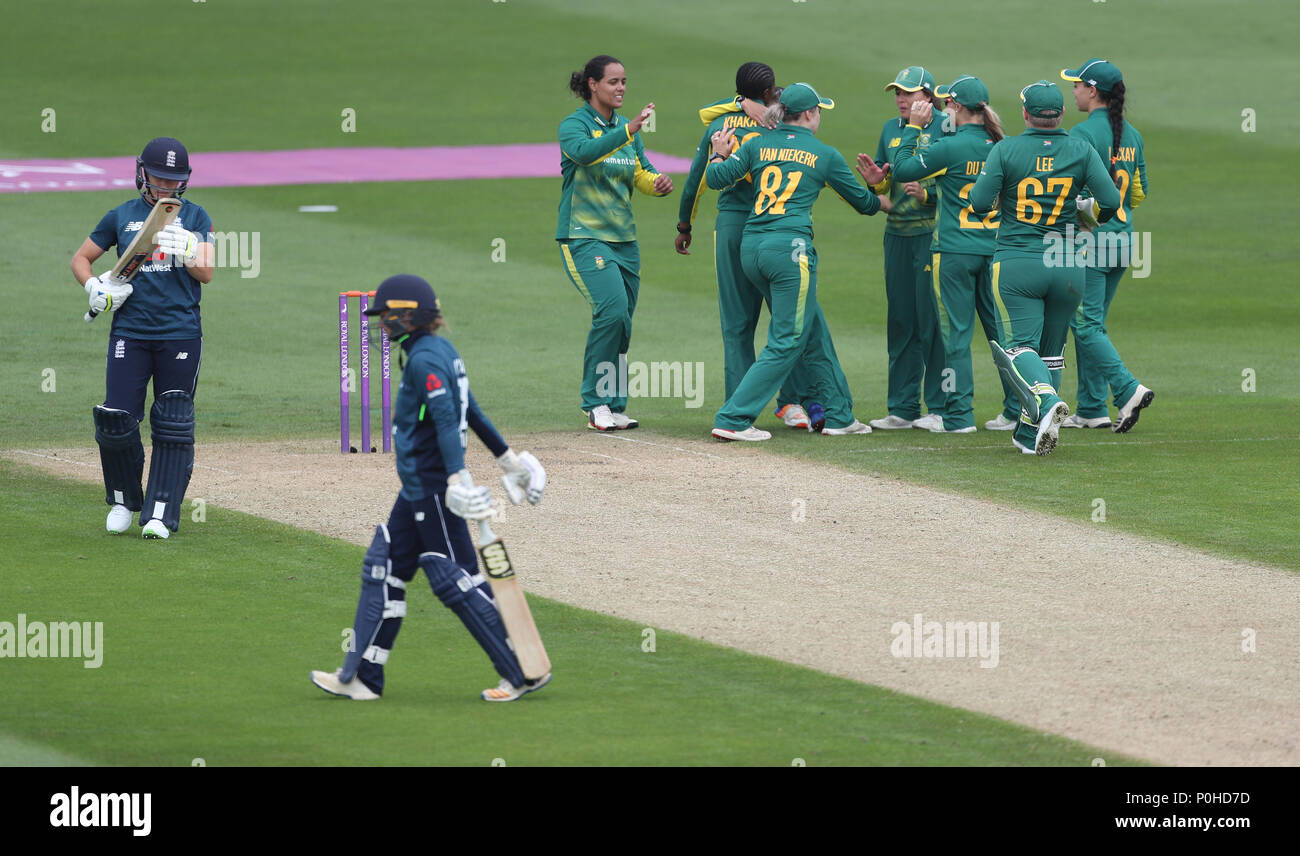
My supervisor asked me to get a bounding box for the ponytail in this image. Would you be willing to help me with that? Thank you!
[977,102,1004,142]
[761,102,789,127]
[1104,81,1127,185]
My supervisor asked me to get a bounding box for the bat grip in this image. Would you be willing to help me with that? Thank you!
[84,310,98,322]
[477,517,496,546]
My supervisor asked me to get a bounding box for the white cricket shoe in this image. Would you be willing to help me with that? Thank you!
[587,405,616,431]
[984,413,1017,431]
[106,504,132,534]
[1033,401,1070,456]
[821,420,872,435]
[911,413,943,431]
[482,672,552,702]
[869,414,914,430]
[1011,437,1037,455]
[141,519,170,540]
[1063,413,1112,429]
[608,411,639,429]
[1113,385,1154,434]
[711,425,772,442]
[310,669,380,700]
[774,404,811,429]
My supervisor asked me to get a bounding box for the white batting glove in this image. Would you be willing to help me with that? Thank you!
[157,222,199,263]
[84,275,133,315]
[1076,196,1098,230]
[445,470,494,520]
[498,449,546,505]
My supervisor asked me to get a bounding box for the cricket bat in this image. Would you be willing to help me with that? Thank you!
[85,196,181,322]
[476,517,551,679]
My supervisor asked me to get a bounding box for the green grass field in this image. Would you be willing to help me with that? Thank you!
[1,0,1295,765]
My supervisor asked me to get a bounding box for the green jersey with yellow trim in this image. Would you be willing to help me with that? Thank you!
[892,123,1000,256]
[705,123,880,238]
[1069,107,1148,233]
[872,115,946,237]
[556,103,665,242]
[679,109,766,224]
[968,127,1121,257]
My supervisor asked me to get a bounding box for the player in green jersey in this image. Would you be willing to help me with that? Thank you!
[705,83,887,441]
[676,63,826,432]
[888,74,1019,433]
[1060,58,1154,433]
[969,81,1121,456]
[865,66,950,432]
[557,55,673,432]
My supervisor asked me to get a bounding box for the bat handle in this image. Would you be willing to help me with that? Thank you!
[477,517,496,545]
[84,310,98,322]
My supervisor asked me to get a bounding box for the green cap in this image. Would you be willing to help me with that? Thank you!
[1061,58,1122,92]
[1020,80,1064,118]
[885,66,935,93]
[936,74,988,108]
[780,82,834,113]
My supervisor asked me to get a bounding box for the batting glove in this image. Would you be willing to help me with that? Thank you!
[157,222,199,264]
[498,449,546,505]
[84,275,133,315]
[445,470,495,520]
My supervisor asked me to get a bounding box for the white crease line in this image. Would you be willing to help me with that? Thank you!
[566,447,634,465]
[195,463,235,474]
[603,433,729,461]
[10,451,96,467]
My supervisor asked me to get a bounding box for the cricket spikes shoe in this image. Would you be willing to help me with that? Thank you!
[984,413,1018,431]
[870,414,914,430]
[1063,413,1112,429]
[822,420,872,435]
[310,669,380,701]
[911,413,944,432]
[1011,437,1037,455]
[806,402,826,433]
[1113,385,1154,434]
[774,404,811,429]
[587,405,616,431]
[482,672,552,702]
[711,425,772,442]
[106,504,132,534]
[141,519,170,540]
[1034,401,1070,456]
[608,411,639,430]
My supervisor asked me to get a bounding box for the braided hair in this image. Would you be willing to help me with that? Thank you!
[569,55,622,101]
[1104,81,1127,182]
[735,62,775,101]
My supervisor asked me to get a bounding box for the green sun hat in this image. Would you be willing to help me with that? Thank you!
[1060,58,1123,92]
[1020,80,1064,118]
[780,82,835,112]
[885,66,935,93]
[936,74,989,108]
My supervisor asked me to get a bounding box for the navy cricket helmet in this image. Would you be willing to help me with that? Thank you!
[136,137,192,201]
[365,274,442,338]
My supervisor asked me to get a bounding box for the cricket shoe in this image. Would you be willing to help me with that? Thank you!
[608,411,639,429]
[141,519,170,540]
[774,404,811,429]
[106,504,132,534]
[911,413,944,432]
[984,413,1017,431]
[918,415,977,434]
[822,420,872,436]
[587,405,616,431]
[1031,401,1070,456]
[1062,413,1112,429]
[806,402,826,433]
[310,669,380,701]
[869,414,914,430]
[482,672,552,702]
[1112,385,1154,434]
[711,425,772,442]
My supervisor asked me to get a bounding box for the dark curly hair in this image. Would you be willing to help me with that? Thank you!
[569,55,622,101]
[735,62,775,101]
